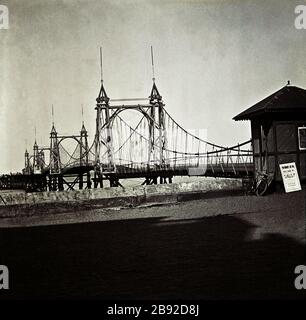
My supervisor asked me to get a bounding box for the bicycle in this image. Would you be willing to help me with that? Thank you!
[249,171,275,196]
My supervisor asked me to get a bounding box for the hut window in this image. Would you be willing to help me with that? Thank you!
[276,124,296,152]
[298,127,306,150]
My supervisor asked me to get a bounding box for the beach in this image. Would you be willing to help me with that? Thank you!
[0,189,305,299]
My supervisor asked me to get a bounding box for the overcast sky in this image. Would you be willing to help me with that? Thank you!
[1,0,306,172]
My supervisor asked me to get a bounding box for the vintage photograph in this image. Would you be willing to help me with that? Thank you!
[0,0,305,304]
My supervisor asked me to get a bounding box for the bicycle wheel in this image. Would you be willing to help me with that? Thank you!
[256,179,268,196]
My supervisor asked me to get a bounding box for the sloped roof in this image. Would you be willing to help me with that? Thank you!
[233,85,306,121]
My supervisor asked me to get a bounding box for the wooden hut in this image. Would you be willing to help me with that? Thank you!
[233,84,306,183]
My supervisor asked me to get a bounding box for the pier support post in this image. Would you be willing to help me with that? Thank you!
[87,172,91,189]
[79,173,83,190]
[58,175,64,191]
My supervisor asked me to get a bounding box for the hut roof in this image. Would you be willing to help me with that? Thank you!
[233,85,306,121]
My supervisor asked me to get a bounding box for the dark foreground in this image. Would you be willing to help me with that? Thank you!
[0,191,305,300]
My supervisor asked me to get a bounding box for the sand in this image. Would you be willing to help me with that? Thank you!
[0,190,305,299]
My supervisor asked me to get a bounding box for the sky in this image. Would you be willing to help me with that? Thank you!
[1,0,306,173]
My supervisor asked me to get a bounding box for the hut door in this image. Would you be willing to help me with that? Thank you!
[260,122,274,174]
[260,125,268,172]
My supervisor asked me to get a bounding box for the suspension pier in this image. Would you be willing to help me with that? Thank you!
[0,59,254,192]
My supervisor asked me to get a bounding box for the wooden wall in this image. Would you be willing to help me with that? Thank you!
[251,120,306,182]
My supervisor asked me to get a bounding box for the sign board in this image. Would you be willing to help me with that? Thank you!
[298,127,306,150]
[279,162,302,193]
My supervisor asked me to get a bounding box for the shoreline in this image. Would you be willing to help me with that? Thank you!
[0,178,243,219]
[1,187,304,235]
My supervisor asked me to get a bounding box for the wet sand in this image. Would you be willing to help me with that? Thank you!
[0,190,305,299]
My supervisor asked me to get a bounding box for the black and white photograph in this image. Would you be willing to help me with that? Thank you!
[0,0,306,307]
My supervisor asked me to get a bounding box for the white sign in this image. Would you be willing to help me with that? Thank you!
[279,162,302,193]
